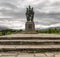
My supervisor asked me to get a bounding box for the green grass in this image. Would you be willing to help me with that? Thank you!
[36,28,60,34]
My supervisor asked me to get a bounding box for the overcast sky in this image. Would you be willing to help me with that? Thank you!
[0,0,60,30]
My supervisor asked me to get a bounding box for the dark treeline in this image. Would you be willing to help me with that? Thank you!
[0,28,60,36]
[0,29,23,36]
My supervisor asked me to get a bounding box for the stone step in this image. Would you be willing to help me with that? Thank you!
[0,40,60,45]
[0,40,60,42]
[0,34,60,53]
[0,45,60,49]
[0,37,60,40]
[0,34,60,41]
[0,45,60,52]
[0,41,60,45]
[1,34,60,38]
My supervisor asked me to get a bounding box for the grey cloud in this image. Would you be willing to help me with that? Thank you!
[0,2,18,9]
[0,2,25,19]
[52,2,60,6]
[0,0,60,30]
[34,11,60,25]
[35,12,60,19]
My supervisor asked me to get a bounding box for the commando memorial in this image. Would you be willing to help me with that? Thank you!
[0,6,60,57]
[25,6,36,33]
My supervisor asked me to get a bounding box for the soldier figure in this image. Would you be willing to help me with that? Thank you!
[26,6,34,22]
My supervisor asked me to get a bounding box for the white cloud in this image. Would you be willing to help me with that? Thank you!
[0,20,25,30]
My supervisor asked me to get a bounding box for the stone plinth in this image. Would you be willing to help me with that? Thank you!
[25,22,36,33]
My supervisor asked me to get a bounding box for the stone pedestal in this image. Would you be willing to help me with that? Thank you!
[25,22,36,33]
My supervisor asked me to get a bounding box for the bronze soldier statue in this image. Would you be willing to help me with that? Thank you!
[25,6,36,33]
[26,6,34,22]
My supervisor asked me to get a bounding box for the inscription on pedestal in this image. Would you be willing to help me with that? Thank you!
[25,22,35,33]
[28,24,32,30]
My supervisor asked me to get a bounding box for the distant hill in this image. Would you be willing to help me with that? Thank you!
[0,26,9,31]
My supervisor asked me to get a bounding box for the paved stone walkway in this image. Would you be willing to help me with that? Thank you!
[0,34,60,37]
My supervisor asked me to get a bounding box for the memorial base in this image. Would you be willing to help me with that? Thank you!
[25,22,36,34]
